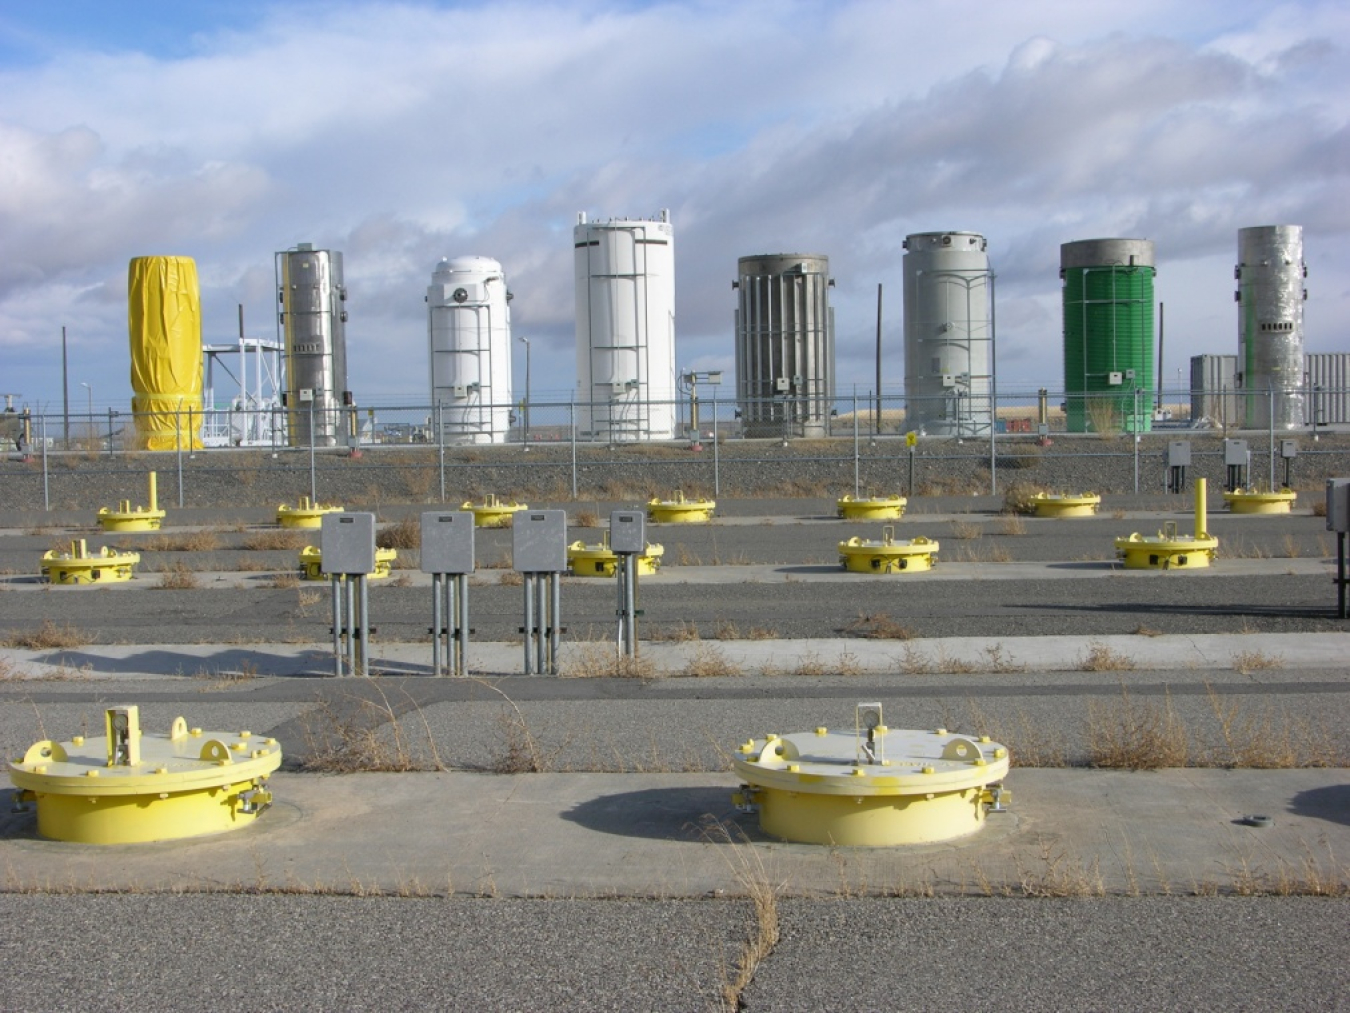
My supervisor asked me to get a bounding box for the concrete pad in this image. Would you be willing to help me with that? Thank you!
[2,769,1345,897]
[0,555,1335,591]
[5,631,1350,680]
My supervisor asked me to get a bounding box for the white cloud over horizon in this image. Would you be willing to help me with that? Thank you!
[1,0,1347,413]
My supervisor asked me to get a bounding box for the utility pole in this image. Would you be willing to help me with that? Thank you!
[874,284,883,435]
[61,326,69,448]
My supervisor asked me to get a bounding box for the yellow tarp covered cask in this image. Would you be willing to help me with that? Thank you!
[128,255,203,450]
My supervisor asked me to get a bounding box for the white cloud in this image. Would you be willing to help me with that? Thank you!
[0,1,1346,408]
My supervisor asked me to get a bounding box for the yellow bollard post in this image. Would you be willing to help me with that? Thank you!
[1195,477,1207,537]
[148,471,158,514]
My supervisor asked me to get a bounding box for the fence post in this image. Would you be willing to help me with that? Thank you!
[41,414,49,511]
[1133,387,1141,495]
[852,390,860,497]
[1268,384,1275,490]
[570,398,578,498]
[712,391,720,497]
[988,388,997,496]
[175,401,185,508]
[437,402,445,503]
[308,400,317,502]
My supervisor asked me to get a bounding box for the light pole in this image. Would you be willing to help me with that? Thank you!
[79,382,93,441]
[519,336,531,448]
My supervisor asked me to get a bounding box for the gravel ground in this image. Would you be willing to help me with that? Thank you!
[0,572,1341,644]
[0,894,1343,1012]
[744,896,1350,1012]
[4,431,1348,512]
[0,893,746,1012]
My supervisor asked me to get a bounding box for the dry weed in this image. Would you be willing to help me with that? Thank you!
[1086,687,1187,769]
[712,619,740,640]
[1079,642,1135,671]
[994,515,1027,536]
[841,612,914,640]
[700,818,781,1013]
[792,651,827,677]
[949,520,983,540]
[144,529,221,552]
[377,516,421,550]
[267,572,301,589]
[1015,838,1106,897]
[243,530,307,551]
[297,685,442,773]
[982,644,1024,673]
[1000,481,1046,515]
[562,643,658,679]
[897,644,932,675]
[1198,684,1344,768]
[650,621,702,643]
[2,619,88,650]
[1231,650,1283,675]
[683,644,742,677]
[155,564,200,590]
[934,648,978,674]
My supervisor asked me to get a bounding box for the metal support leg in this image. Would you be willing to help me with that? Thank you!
[455,574,469,676]
[616,553,637,657]
[331,575,344,678]
[351,575,361,678]
[1333,534,1344,624]
[431,573,444,677]
[357,575,370,676]
[523,574,536,675]
[531,575,542,678]
[549,571,561,675]
[616,556,626,651]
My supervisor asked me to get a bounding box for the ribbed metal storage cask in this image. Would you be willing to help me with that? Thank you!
[1061,239,1155,434]
[1237,225,1305,429]
[733,254,835,438]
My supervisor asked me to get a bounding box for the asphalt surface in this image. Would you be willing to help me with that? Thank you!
[2,494,1348,1011]
[2,894,1343,1012]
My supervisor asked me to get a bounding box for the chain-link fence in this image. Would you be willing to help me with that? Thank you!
[3,386,1347,512]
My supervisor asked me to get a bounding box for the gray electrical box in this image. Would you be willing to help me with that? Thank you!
[1327,479,1350,533]
[321,513,376,574]
[1223,439,1249,466]
[420,511,475,574]
[1167,441,1191,468]
[1280,440,1298,460]
[609,510,646,554]
[512,510,567,572]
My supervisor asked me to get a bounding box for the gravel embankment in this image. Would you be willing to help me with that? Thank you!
[4,432,1349,513]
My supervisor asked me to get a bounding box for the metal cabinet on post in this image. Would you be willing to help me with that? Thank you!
[321,512,376,676]
[421,511,474,676]
[513,510,567,674]
[1328,480,1350,619]
[609,510,646,657]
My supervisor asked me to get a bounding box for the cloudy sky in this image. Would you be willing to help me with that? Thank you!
[1,0,1347,416]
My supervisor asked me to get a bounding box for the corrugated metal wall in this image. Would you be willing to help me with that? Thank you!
[1191,352,1350,426]
[1306,353,1350,425]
